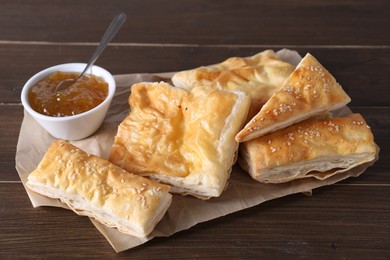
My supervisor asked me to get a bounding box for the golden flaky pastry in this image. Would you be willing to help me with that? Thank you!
[239,114,377,183]
[172,49,295,120]
[26,140,172,238]
[236,53,351,142]
[108,82,250,199]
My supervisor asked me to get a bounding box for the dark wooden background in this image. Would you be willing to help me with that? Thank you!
[1,0,389,258]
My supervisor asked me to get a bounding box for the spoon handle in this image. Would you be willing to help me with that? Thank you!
[79,12,127,77]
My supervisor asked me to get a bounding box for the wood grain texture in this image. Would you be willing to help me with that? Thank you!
[1,0,389,258]
[0,183,389,258]
[1,44,389,105]
[0,105,22,182]
[0,0,389,45]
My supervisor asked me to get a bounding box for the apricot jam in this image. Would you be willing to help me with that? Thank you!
[28,71,108,117]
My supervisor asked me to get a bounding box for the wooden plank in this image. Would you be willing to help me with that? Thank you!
[0,105,22,182]
[0,183,388,258]
[0,183,113,257]
[1,0,388,258]
[0,0,389,45]
[1,44,389,105]
[2,105,389,184]
[340,106,390,185]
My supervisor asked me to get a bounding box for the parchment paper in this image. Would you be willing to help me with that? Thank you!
[15,49,378,252]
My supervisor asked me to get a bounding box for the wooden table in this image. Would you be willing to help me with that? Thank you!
[1,1,389,258]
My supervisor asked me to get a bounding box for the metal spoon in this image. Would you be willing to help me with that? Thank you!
[55,12,127,92]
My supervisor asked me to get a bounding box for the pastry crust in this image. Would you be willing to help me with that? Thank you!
[26,140,172,238]
[108,82,250,199]
[172,49,295,120]
[236,53,351,142]
[238,114,376,183]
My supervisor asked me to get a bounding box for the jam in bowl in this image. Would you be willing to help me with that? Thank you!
[28,71,109,117]
[21,63,116,140]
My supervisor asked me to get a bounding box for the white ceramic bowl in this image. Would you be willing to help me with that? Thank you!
[21,63,116,140]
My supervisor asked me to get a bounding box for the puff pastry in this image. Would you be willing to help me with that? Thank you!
[239,114,376,183]
[236,53,351,142]
[172,50,295,120]
[26,140,172,238]
[108,82,250,199]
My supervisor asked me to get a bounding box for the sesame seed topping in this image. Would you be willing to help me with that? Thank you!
[121,178,125,183]
[304,84,312,90]
[270,147,277,153]
[326,121,340,132]
[279,103,292,113]
[352,121,364,125]
[136,194,147,207]
[284,86,294,93]
[324,83,330,92]
[268,140,272,144]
